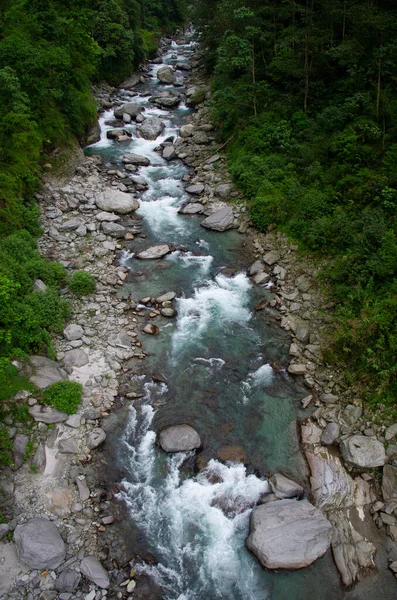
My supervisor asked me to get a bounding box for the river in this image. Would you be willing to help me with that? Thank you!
[85,32,393,600]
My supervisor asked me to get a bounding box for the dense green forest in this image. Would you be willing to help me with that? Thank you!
[193,0,397,411]
[0,0,187,402]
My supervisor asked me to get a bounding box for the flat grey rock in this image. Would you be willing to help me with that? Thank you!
[101,222,126,238]
[29,405,69,424]
[28,356,68,390]
[179,203,203,215]
[63,349,89,368]
[14,518,66,569]
[13,434,29,469]
[136,245,171,259]
[321,422,340,445]
[151,95,180,108]
[249,261,264,276]
[87,428,106,449]
[55,569,81,593]
[96,188,139,215]
[263,251,280,266]
[156,291,176,303]
[246,499,332,570]
[382,465,397,501]
[63,324,83,341]
[159,424,201,453]
[340,435,386,468]
[122,153,151,166]
[269,474,303,499]
[215,183,233,199]
[114,102,142,120]
[137,117,164,140]
[95,211,120,222]
[201,207,234,232]
[80,556,109,589]
[163,145,176,161]
[186,184,204,195]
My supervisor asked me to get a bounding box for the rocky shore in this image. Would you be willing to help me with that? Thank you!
[1,29,397,599]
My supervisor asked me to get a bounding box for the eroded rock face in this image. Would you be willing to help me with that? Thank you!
[200,207,235,232]
[340,435,386,469]
[246,499,332,570]
[14,518,66,569]
[96,189,139,215]
[159,424,201,453]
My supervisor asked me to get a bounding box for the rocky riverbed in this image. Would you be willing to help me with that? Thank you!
[1,28,397,600]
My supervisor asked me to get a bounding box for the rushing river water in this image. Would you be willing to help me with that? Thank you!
[86,33,394,600]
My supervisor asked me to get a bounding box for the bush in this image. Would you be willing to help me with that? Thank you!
[69,271,96,297]
[0,429,13,467]
[42,380,83,415]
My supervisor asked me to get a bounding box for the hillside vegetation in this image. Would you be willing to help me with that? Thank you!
[0,0,187,389]
[194,0,397,411]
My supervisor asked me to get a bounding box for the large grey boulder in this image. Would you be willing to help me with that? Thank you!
[87,428,106,450]
[178,203,203,215]
[186,184,204,195]
[150,94,181,108]
[63,324,83,341]
[382,465,397,501]
[28,356,68,390]
[55,569,81,593]
[340,435,386,469]
[101,222,126,238]
[114,102,142,120]
[201,207,235,232]
[215,183,233,199]
[122,153,151,166]
[136,245,171,260]
[269,474,303,499]
[29,405,69,424]
[96,189,139,215]
[159,424,201,453]
[14,518,66,569]
[163,145,176,161]
[13,434,29,469]
[137,117,164,140]
[80,556,109,589]
[62,349,89,368]
[246,499,332,570]
[157,66,175,84]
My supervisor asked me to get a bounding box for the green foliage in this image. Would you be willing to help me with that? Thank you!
[42,380,83,415]
[69,271,96,296]
[0,429,13,467]
[195,0,397,408]
[0,359,33,401]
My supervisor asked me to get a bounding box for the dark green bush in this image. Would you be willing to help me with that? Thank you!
[0,429,13,467]
[69,271,96,297]
[42,380,83,415]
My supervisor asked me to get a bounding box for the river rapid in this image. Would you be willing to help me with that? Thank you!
[85,32,389,600]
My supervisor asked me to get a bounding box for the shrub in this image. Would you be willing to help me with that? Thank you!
[42,380,83,415]
[0,429,13,467]
[69,271,96,296]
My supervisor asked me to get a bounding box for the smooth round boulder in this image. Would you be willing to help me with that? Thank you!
[137,117,164,140]
[246,499,332,570]
[340,435,386,468]
[159,424,201,453]
[157,66,175,84]
[96,189,139,215]
[14,518,66,569]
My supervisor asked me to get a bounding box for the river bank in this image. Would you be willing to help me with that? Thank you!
[1,28,396,600]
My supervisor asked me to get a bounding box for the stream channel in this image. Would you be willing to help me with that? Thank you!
[85,33,383,600]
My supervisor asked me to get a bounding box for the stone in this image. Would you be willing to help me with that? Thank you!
[101,222,126,238]
[123,113,132,124]
[28,356,68,389]
[288,364,307,375]
[215,183,233,199]
[185,86,207,107]
[143,323,159,335]
[301,421,323,445]
[136,245,171,259]
[58,219,81,231]
[63,349,89,368]
[76,476,90,501]
[249,261,264,276]
[382,465,397,501]
[64,324,84,341]
[246,499,332,570]
[95,211,120,222]
[137,117,165,140]
[156,291,176,303]
[14,518,66,569]
[86,428,106,449]
[180,124,195,138]
[55,570,81,593]
[263,251,280,266]
[80,556,110,589]
[0,523,10,539]
[32,442,46,472]
[179,203,203,215]
[253,272,269,285]
[114,102,143,120]
[58,437,79,454]
[306,450,358,510]
[151,94,180,108]
[47,487,73,517]
[159,424,201,453]
[321,422,340,445]
[29,405,68,424]
[157,66,175,84]
[119,74,141,90]
[186,184,204,195]
[385,423,397,442]
[96,189,139,215]
[33,279,47,292]
[340,435,386,469]
[122,153,151,166]
[343,404,363,427]
[296,275,311,293]
[161,308,176,317]
[321,393,339,404]
[12,434,29,469]
[201,207,235,232]
[130,175,148,188]
[217,445,246,463]
[269,474,304,499]
[163,145,176,161]
[65,414,81,428]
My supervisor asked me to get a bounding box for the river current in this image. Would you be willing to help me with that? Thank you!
[85,33,391,600]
